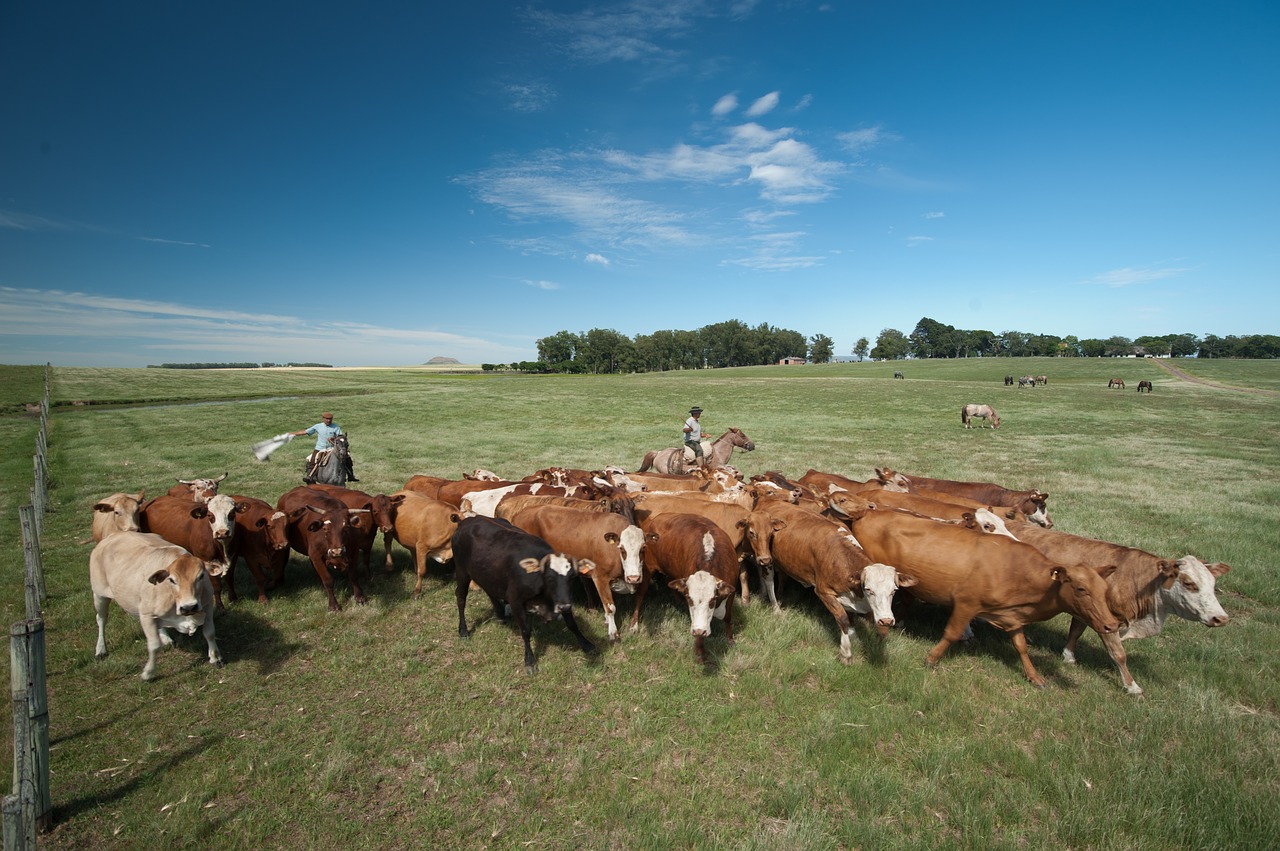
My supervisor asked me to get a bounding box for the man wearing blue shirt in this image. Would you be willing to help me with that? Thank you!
[292,412,359,483]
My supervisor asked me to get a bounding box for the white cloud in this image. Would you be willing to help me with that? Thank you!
[745,91,780,117]
[905,236,934,247]
[585,253,610,265]
[524,279,560,290]
[711,93,738,117]
[923,211,945,219]
[838,126,898,160]
[1086,265,1190,288]
[524,0,724,67]
[505,80,556,113]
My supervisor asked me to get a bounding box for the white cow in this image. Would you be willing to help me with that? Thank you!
[91,491,145,542]
[90,532,224,680]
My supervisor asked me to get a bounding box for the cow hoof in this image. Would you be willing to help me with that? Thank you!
[1126,683,1144,696]
[95,651,108,661]
[1030,679,1047,689]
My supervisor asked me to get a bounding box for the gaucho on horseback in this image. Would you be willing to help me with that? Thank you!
[291,412,359,484]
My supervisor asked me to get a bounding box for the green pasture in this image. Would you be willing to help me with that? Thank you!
[2,357,1278,850]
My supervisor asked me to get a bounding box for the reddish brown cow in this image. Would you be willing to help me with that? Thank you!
[165,473,227,502]
[141,494,240,611]
[307,484,396,579]
[435,478,516,508]
[384,491,461,597]
[878,468,1052,527]
[508,505,646,642]
[1006,520,1231,694]
[92,490,145,542]
[754,500,912,663]
[224,496,290,604]
[850,510,1119,687]
[276,486,372,612]
[401,475,450,500]
[636,513,738,664]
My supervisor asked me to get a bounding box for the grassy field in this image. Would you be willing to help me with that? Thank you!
[2,357,1278,850]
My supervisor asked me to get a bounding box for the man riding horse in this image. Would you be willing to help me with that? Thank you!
[292,412,359,483]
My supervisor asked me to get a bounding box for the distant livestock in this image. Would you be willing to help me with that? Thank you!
[1108,378,1126,389]
[961,404,1000,429]
[1137,380,1153,393]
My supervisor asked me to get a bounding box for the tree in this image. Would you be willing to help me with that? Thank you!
[870,328,910,360]
[536,330,582,372]
[1104,336,1135,357]
[852,337,869,361]
[1080,338,1106,357]
[1169,333,1200,358]
[808,334,834,364]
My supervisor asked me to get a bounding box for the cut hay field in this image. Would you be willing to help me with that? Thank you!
[2,357,1278,850]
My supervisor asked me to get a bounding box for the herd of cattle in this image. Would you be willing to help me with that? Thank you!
[87,458,1230,693]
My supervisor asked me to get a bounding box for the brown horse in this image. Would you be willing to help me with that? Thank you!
[1108,378,1126,389]
[638,428,755,475]
[1136,380,1153,393]
[961,404,1000,429]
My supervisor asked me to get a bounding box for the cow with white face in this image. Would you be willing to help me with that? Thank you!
[90,532,224,680]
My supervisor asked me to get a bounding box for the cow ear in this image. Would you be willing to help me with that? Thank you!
[389,494,407,506]
[576,559,596,576]
[715,579,734,597]
[1157,560,1180,587]
[147,569,170,585]
[519,557,542,575]
[1208,562,1231,578]
[603,532,620,544]
[449,513,462,524]
[206,561,229,578]
[1095,564,1118,580]
[190,505,210,519]
[895,572,918,589]
[960,512,976,528]
[255,516,268,529]
[646,532,661,545]
[667,577,688,594]
[735,518,748,531]
[93,503,112,514]
[771,518,787,532]
[1049,566,1068,584]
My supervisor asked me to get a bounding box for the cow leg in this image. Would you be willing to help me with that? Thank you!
[93,593,111,659]
[1098,629,1142,695]
[738,558,751,606]
[816,590,856,664]
[692,633,707,665]
[455,570,472,637]
[346,565,368,606]
[210,574,227,612]
[413,549,428,598]
[312,558,343,612]
[139,615,164,681]
[720,593,735,644]
[560,610,597,658]
[629,575,651,633]
[514,608,538,674]
[202,617,223,669]
[383,530,397,573]
[1061,616,1088,664]
[593,577,620,642]
[759,564,781,613]
[925,607,977,668]
[1008,628,1047,688]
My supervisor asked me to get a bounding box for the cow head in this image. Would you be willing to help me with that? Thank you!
[263,510,291,550]
[1051,563,1121,636]
[532,553,591,616]
[744,513,783,567]
[148,554,211,625]
[173,472,228,503]
[1163,556,1230,627]
[1021,491,1053,528]
[200,494,239,542]
[857,563,917,636]
[874,468,911,492]
[826,492,877,521]
[608,525,645,584]
[669,571,734,637]
[970,508,1018,539]
[93,491,145,536]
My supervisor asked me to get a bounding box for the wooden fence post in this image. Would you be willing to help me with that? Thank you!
[2,791,28,851]
[9,621,50,837]
[17,509,44,617]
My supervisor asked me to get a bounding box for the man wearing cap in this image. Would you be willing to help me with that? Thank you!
[683,406,707,469]
[292,412,359,483]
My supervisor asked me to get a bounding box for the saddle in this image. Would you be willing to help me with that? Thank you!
[306,449,335,477]
[680,440,711,465]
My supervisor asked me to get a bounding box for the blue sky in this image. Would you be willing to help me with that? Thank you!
[3,1,1277,367]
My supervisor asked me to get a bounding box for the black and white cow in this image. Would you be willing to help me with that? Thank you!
[451,515,597,673]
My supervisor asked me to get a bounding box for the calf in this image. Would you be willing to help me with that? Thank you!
[384,490,461,597]
[755,501,912,663]
[225,496,290,604]
[850,510,1120,687]
[276,486,372,612]
[91,491,145,542]
[90,532,223,680]
[1007,520,1230,694]
[508,505,645,642]
[452,516,597,673]
[636,513,739,664]
[878,468,1052,527]
[141,494,240,611]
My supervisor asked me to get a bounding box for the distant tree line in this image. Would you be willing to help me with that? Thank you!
[147,362,334,369]
[869,318,1280,360]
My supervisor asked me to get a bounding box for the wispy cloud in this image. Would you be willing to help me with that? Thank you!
[0,210,71,231]
[524,0,725,67]
[524,279,560,290]
[923,211,945,219]
[585,253,610,266]
[905,235,934,247]
[838,126,898,161]
[504,80,557,113]
[711,93,738,117]
[1086,265,1191,288]
[0,287,528,366]
[745,91,780,117]
[138,236,211,248]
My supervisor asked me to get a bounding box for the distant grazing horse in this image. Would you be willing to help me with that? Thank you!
[1136,380,1153,393]
[638,427,755,475]
[961,404,1000,429]
[1035,375,1048,386]
[306,433,351,486]
[1108,378,1126,389]
[893,371,904,379]
[1018,375,1036,388]
[1004,375,1015,386]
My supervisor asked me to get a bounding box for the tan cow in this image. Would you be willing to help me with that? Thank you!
[850,510,1120,686]
[90,532,224,680]
[878,468,1052,527]
[508,505,645,642]
[754,500,912,663]
[384,491,461,597]
[1006,520,1230,694]
[91,491,145,542]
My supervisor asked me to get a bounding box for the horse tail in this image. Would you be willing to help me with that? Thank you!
[638,452,655,473]
[961,406,968,424]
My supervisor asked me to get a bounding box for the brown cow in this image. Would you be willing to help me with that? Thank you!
[92,491,145,542]
[225,496,291,604]
[165,473,228,502]
[508,505,646,642]
[754,500,912,663]
[850,510,1120,687]
[636,513,738,664]
[141,494,240,611]
[1006,520,1230,694]
[307,484,396,579]
[384,490,461,597]
[400,474,451,500]
[276,486,372,612]
[878,468,1052,527]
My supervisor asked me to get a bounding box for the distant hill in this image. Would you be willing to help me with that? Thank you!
[426,357,460,364]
